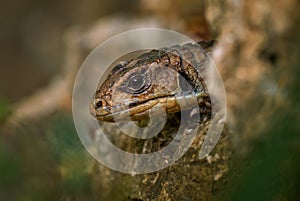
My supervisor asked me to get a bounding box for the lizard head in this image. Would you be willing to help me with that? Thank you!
[90,49,209,123]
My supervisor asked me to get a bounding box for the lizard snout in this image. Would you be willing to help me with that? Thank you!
[90,98,111,117]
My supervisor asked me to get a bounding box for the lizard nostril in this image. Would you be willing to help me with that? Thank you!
[94,98,105,109]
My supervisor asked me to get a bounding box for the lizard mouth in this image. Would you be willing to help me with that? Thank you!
[90,93,208,123]
[90,95,174,123]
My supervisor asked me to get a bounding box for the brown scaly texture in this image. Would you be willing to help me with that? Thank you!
[90,41,231,201]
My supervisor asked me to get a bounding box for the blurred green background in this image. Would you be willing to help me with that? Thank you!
[0,1,137,200]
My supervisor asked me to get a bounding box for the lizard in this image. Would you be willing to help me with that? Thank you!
[90,41,214,122]
[89,41,214,154]
[88,41,230,200]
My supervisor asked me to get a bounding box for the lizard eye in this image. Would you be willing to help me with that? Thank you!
[128,75,145,91]
[122,74,150,94]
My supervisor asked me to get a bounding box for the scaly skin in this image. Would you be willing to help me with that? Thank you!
[90,41,214,123]
[89,41,231,201]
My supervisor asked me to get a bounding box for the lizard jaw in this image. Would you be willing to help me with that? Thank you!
[91,92,207,123]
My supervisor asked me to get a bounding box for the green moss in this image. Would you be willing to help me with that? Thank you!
[0,141,21,187]
[0,98,11,123]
